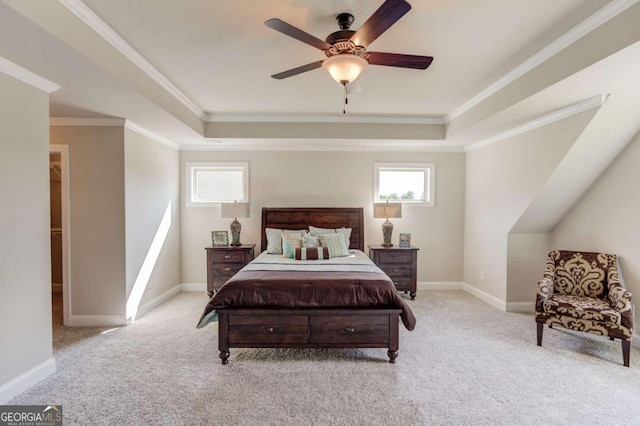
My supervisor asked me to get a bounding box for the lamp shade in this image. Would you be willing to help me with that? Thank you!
[221,202,250,219]
[322,54,368,84]
[373,202,402,219]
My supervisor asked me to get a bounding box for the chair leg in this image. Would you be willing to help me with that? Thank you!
[537,323,543,346]
[622,340,630,367]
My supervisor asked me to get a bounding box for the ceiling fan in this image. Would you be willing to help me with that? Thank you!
[265,0,433,111]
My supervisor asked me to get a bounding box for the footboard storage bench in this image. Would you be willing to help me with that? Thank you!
[217,308,402,364]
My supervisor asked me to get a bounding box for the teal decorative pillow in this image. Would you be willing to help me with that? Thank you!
[282,233,303,258]
[317,233,349,258]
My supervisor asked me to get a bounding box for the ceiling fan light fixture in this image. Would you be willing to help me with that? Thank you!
[322,54,368,85]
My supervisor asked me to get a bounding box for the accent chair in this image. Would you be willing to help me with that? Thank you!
[535,250,633,367]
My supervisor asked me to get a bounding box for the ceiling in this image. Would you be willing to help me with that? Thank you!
[1,0,639,148]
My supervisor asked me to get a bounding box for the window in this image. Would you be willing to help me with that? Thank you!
[374,163,435,207]
[186,162,249,207]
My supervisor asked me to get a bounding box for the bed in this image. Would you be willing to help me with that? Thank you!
[197,207,416,364]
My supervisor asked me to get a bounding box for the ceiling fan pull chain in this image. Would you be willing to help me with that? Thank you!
[343,81,348,114]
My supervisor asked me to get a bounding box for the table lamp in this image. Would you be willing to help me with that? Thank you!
[373,202,402,247]
[221,201,250,246]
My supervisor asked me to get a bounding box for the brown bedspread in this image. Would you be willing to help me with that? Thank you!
[197,269,416,330]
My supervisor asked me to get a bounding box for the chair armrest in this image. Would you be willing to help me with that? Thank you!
[536,277,554,313]
[608,261,633,331]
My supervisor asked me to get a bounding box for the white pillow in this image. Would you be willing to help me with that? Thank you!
[301,231,319,248]
[308,226,352,248]
[318,233,350,258]
[265,228,305,254]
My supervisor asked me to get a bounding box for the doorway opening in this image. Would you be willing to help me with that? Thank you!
[49,145,70,326]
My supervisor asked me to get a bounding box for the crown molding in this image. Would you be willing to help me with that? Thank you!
[0,56,60,93]
[58,0,206,120]
[49,117,125,126]
[182,140,464,153]
[206,114,447,125]
[124,121,180,150]
[446,0,637,123]
[465,95,607,152]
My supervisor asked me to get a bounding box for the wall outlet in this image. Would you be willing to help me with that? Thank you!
[480,271,485,281]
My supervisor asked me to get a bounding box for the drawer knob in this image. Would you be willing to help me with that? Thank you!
[345,327,355,333]
[394,281,399,285]
[225,268,231,271]
[264,327,274,333]
[224,255,231,259]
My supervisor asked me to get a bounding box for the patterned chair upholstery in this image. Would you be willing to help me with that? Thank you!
[535,250,633,366]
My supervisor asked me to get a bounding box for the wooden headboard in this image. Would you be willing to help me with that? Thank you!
[261,207,365,252]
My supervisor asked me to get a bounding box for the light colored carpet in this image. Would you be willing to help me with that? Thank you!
[11,291,640,425]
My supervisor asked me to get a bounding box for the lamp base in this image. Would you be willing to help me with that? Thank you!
[229,219,242,246]
[381,220,394,247]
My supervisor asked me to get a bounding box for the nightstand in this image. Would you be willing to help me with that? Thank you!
[205,244,255,297]
[368,245,419,300]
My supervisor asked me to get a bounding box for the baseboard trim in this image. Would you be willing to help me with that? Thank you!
[181,283,206,292]
[462,283,506,311]
[67,314,127,327]
[418,282,464,290]
[136,285,182,319]
[505,301,534,313]
[0,358,56,404]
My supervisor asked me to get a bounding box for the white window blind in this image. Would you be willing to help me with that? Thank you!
[186,162,249,206]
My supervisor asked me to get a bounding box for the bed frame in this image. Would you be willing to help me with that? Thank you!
[217,207,402,364]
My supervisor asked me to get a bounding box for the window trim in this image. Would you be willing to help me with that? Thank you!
[186,162,249,207]
[373,162,435,207]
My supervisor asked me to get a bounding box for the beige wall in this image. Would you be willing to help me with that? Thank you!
[124,129,180,310]
[0,75,52,395]
[180,150,465,284]
[551,130,640,331]
[464,110,596,301]
[50,126,126,317]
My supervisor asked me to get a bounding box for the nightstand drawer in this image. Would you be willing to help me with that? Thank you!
[211,263,245,276]
[379,264,412,277]
[378,251,412,264]
[388,277,412,291]
[309,316,389,344]
[209,250,247,263]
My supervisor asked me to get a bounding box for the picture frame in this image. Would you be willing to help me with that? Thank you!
[211,230,229,246]
[399,233,411,248]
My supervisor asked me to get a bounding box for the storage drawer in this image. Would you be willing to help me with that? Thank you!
[309,315,389,344]
[379,264,412,277]
[229,315,308,344]
[378,250,412,264]
[211,263,245,276]
[209,250,247,263]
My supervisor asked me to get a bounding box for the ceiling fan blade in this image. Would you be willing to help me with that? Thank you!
[350,0,411,47]
[271,60,325,80]
[265,18,332,51]
[366,52,433,69]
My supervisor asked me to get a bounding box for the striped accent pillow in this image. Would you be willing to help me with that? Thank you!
[317,233,349,258]
[294,247,330,260]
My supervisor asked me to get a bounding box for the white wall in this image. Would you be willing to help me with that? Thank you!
[49,126,126,319]
[0,74,53,402]
[551,130,640,331]
[124,129,180,314]
[463,110,597,301]
[180,150,465,285]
